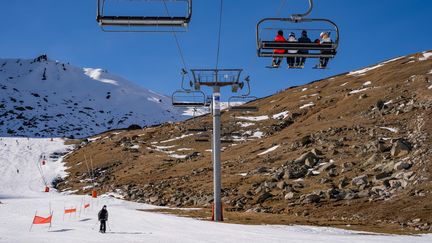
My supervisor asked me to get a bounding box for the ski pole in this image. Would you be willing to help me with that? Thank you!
[107,221,112,232]
[91,220,99,230]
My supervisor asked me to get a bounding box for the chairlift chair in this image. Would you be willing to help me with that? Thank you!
[228,77,259,112]
[97,0,192,32]
[194,133,209,142]
[172,69,207,107]
[172,90,207,107]
[256,0,340,69]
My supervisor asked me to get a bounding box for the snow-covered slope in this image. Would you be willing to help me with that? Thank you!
[1,137,431,242]
[0,55,183,138]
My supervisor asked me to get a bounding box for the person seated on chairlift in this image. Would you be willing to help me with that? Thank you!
[271,30,287,68]
[318,31,332,68]
[287,32,299,68]
[297,30,312,67]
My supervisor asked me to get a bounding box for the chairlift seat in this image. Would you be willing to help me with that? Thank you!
[259,41,336,58]
[228,106,259,112]
[172,102,206,107]
[97,0,192,31]
[262,41,335,50]
[97,16,191,27]
[172,90,207,108]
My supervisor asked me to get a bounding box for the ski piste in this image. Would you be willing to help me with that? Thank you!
[1,137,431,242]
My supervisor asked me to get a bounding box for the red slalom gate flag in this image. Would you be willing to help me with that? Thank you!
[64,208,77,214]
[33,215,52,225]
[84,203,90,209]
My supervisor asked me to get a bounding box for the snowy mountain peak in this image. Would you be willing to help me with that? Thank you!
[0,56,184,138]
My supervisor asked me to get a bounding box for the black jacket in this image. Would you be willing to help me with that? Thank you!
[298,36,312,54]
[98,208,108,221]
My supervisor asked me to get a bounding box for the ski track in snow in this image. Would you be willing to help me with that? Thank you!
[1,139,432,242]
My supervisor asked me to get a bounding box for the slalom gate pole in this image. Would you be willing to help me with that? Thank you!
[79,198,83,218]
[29,210,37,232]
[49,210,53,229]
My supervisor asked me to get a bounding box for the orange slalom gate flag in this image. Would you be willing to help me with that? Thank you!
[33,215,52,224]
[84,203,90,209]
[64,208,77,214]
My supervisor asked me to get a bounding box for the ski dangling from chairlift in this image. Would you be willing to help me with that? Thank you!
[96,0,192,32]
[256,0,340,69]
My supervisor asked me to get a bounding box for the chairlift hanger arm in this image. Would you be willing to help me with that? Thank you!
[291,0,313,20]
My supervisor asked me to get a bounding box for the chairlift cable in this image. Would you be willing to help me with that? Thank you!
[275,0,287,17]
[215,0,224,69]
[162,0,191,79]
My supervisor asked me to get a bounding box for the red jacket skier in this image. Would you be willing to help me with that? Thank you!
[273,30,287,54]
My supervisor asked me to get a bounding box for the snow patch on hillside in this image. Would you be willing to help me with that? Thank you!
[349,88,370,94]
[419,51,432,61]
[258,145,280,155]
[272,111,289,119]
[238,115,269,122]
[348,64,384,76]
[300,102,315,109]
[381,56,405,64]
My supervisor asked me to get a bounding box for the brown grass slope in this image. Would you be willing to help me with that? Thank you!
[58,51,432,234]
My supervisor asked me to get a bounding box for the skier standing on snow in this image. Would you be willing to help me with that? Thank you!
[98,205,108,233]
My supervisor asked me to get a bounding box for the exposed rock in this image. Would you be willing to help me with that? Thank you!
[264,181,276,189]
[294,152,319,167]
[352,175,368,187]
[375,171,392,180]
[256,167,269,173]
[276,181,287,190]
[149,196,159,203]
[311,148,324,156]
[327,168,339,177]
[364,154,379,167]
[256,192,273,204]
[284,163,309,179]
[326,188,346,200]
[391,139,412,157]
[394,161,412,170]
[338,177,349,189]
[357,190,370,198]
[319,162,336,172]
[284,192,296,200]
[389,180,402,189]
[341,162,353,173]
[303,193,320,204]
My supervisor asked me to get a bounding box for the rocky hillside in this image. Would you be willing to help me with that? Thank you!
[0,55,183,138]
[59,50,432,233]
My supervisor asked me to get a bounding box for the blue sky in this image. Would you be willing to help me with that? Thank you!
[0,0,431,98]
